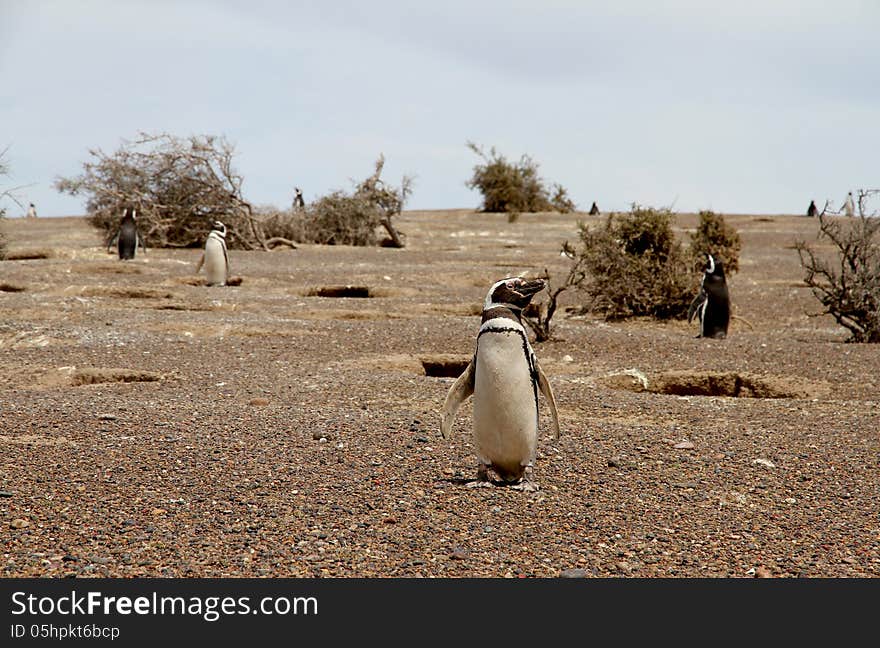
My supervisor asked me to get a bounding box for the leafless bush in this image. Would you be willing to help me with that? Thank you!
[575,204,694,320]
[55,132,268,250]
[0,146,24,260]
[794,212,880,342]
[466,142,575,214]
[522,242,587,342]
[688,210,741,273]
[257,156,412,247]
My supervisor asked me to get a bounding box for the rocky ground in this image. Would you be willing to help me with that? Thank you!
[0,211,877,578]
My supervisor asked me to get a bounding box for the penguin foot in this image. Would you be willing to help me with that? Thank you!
[510,480,539,492]
[466,464,492,487]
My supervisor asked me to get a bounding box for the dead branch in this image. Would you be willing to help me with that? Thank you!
[55,132,266,250]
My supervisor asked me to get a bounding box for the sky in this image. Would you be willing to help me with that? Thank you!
[1,0,878,217]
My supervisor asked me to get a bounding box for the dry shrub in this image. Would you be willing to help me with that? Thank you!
[522,242,587,342]
[576,205,693,319]
[55,132,268,250]
[795,213,880,342]
[466,142,575,214]
[0,147,18,260]
[688,210,741,273]
[256,156,411,247]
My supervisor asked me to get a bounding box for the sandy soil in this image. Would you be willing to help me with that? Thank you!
[0,211,877,578]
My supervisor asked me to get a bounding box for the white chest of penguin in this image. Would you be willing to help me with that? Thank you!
[473,325,538,465]
[204,236,227,286]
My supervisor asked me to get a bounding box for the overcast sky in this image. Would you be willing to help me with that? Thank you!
[1,0,878,217]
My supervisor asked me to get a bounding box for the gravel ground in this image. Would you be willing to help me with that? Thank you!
[0,211,878,578]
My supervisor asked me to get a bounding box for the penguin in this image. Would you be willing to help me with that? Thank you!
[440,276,561,490]
[195,220,229,286]
[26,203,37,219]
[107,208,146,260]
[844,192,855,217]
[687,254,730,339]
[293,187,305,210]
[589,201,600,215]
[807,200,818,218]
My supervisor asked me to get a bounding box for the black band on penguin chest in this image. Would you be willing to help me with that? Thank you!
[476,326,540,417]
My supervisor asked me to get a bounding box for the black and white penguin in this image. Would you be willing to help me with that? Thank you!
[293,187,305,210]
[195,220,228,286]
[589,201,600,215]
[687,254,730,339]
[440,276,560,490]
[844,192,855,217]
[807,200,818,218]
[108,208,146,260]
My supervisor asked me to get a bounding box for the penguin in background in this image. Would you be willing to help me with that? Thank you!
[844,192,855,217]
[440,276,561,491]
[195,220,229,286]
[107,208,146,260]
[589,201,600,215]
[26,203,37,219]
[807,200,818,218]
[688,254,730,339]
[293,187,305,211]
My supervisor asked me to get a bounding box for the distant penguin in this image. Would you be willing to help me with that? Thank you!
[687,254,730,339]
[195,220,229,286]
[293,187,305,210]
[807,200,818,218]
[589,201,600,215]
[108,208,146,260]
[440,276,560,490]
[26,203,37,219]
[844,192,855,217]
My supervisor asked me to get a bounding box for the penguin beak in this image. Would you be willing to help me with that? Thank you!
[514,278,546,301]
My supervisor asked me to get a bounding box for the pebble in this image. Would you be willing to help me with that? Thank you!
[312,431,332,441]
[97,414,117,421]
[0,491,12,498]
[752,458,776,468]
[674,441,695,450]
[450,547,469,560]
[562,355,574,363]
[10,519,29,529]
[559,568,588,578]
[248,398,269,406]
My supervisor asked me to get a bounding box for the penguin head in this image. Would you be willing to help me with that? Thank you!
[121,208,136,222]
[484,276,546,311]
[211,221,227,237]
[704,254,725,281]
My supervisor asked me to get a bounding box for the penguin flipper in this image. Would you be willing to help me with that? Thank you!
[687,290,706,324]
[440,360,474,440]
[195,252,205,275]
[536,363,560,439]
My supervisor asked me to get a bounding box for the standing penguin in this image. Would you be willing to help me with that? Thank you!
[195,220,229,286]
[440,276,560,490]
[292,187,305,210]
[844,192,855,217]
[807,200,818,218]
[107,208,146,260]
[687,254,730,339]
[589,201,600,215]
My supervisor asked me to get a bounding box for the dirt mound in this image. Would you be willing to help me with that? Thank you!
[71,368,163,386]
[77,286,176,299]
[604,369,820,399]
